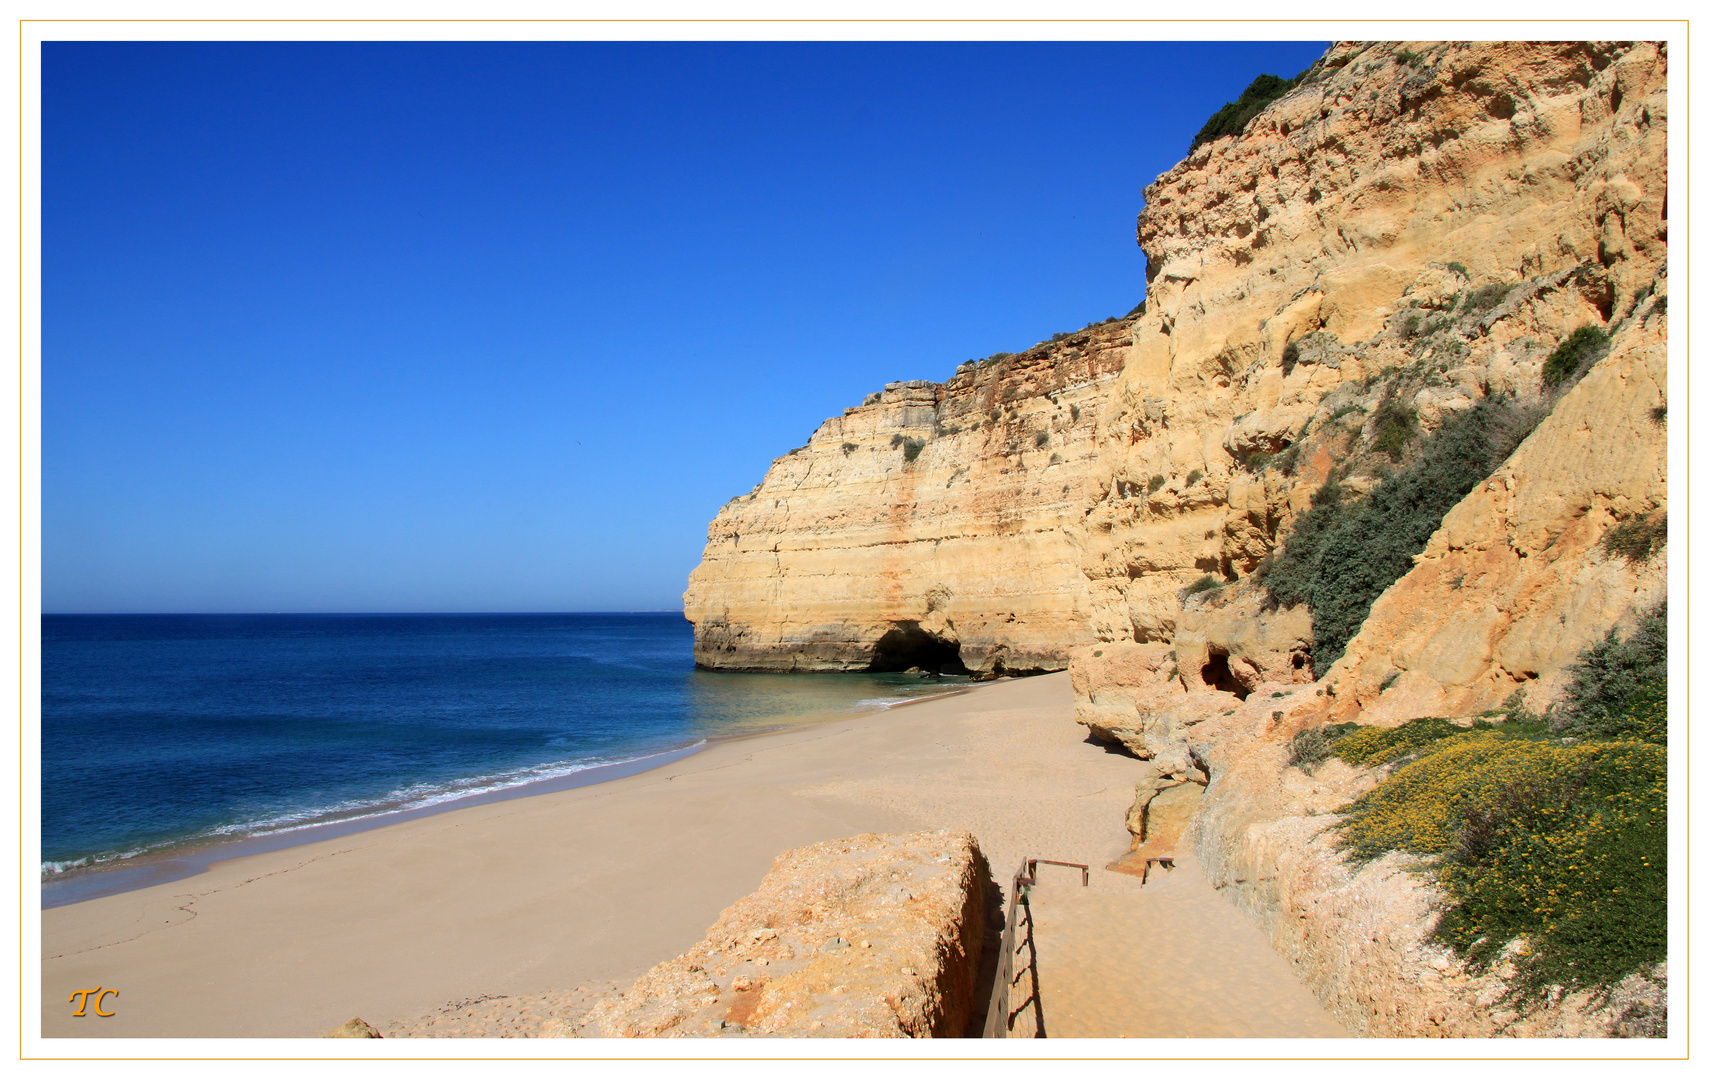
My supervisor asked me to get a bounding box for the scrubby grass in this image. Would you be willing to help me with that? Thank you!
[1034,430,1050,448]
[1148,474,1167,493]
[1262,397,1546,670]
[1287,721,1358,771]
[1541,326,1610,388]
[1463,282,1512,314]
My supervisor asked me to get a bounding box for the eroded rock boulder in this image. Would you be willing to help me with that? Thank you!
[581,831,989,1038]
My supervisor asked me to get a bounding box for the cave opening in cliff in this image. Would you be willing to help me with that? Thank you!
[869,621,967,675]
[1201,649,1249,700]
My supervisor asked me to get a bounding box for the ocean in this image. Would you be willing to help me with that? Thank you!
[40,612,968,903]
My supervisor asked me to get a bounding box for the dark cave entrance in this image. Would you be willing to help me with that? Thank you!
[869,621,968,674]
[1201,649,1250,700]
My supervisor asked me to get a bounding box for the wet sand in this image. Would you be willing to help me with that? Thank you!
[40,672,1339,1041]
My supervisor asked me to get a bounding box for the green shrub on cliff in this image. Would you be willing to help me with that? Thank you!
[1541,325,1611,388]
[890,433,926,463]
[1602,513,1667,565]
[1370,399,1418,460]
[1191,72,1307,151]
[1262,397,1542,670]
[1330,728,1665,1001]
[1552,603,1667,742]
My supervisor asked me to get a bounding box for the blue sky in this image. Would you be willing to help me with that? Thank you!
[42,40,1328,613]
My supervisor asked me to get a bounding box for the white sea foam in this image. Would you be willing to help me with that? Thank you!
[40,742,705,880]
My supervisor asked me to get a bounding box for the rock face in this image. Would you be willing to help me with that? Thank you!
[1082,38,1667,689]
[1063,38,1669,1037]
[581,831,989,1038]
[683,39,1669,1037]
[683,322,1128,674]
[1325,305,1667,723]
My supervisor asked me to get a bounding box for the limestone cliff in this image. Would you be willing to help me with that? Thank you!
[686,40,1666,700]
[1064,39,1669,1037]
[684,322,1128,673]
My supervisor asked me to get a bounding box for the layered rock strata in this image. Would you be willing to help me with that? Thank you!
[581,831,989,1038]
[1082,38,1667,692]
[684,38,1668,1037]
[685,324,1128,673]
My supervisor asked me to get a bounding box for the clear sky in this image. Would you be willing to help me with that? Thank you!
[42,39,1329,613]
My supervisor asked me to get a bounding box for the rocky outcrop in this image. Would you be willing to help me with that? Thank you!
[1066,40,1668,1035]
[1325,298,1667,723]
[581,831,989,1038]
[684,321,1128,673]
[1082,39,1667,677]
[684,38,1669,1037]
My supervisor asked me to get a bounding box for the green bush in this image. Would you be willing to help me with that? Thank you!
[1263,398,1534,669]
[1370,400,1418,459]
[1541,326,1610,388]
[1147,474,1166,494]
[1553,602,1667,739]
[1184,574,1220,597]
[1336,732,1665,1000]
[1191,71,1306,151]
[1464,282,1511,314]
[1445,261,1469,277]
[1034,431,1050,448]
[841,442,858,454]
[1316,609,1670,1002]
[1602,513,1666,564]
[1185,469,1204,487]
[890,433,926,462]
[1282,341,1301,376]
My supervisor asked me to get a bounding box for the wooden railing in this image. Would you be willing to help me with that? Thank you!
[981,858,1087,1038]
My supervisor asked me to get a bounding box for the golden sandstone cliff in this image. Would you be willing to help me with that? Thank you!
[684,328,1126,673]
[685,40,1667,1036]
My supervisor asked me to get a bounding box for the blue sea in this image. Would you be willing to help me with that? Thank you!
[41,613,967,900]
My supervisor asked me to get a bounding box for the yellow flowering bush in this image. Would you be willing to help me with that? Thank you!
[1330,722,1666,999]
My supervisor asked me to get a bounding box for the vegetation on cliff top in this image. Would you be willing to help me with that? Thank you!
[1290,615,1668,1004]
[1190,70,1308,151]
[1261,395,1544,669]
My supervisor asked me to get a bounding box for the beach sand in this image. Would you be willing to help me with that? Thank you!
[41,672,1342,1039]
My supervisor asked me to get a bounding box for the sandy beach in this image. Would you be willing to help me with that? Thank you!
[41,672,1340,1039]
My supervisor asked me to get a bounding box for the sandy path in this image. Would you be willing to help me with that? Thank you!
[41,672,1336,1040]
[1026,859,1348,1038]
